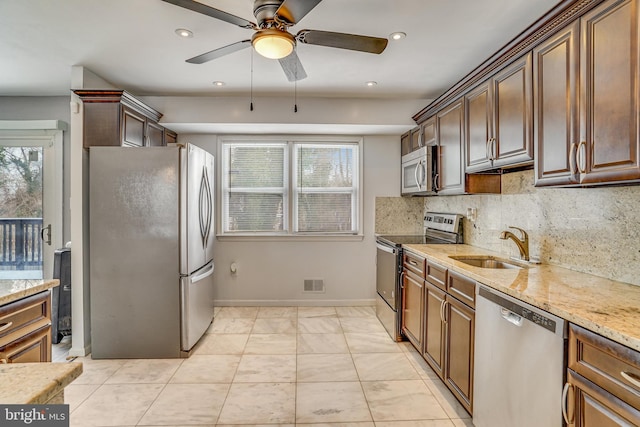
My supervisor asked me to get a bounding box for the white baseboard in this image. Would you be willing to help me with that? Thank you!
[214,299,375,307]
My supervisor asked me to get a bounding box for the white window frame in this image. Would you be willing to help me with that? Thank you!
[217,135,363,240]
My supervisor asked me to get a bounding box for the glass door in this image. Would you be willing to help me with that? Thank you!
[0,136,61,279]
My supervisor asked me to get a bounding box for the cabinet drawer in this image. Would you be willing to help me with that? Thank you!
[447,270,476,309]
[403,251,425,277]
[426,260,447,291]
[0,325,51,363]
[0,291,51,346]
[569,323,640,410]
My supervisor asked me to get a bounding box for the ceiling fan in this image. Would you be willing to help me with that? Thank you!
[161,0,389,82]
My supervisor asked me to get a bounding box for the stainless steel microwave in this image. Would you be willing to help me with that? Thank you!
[401,145,437,196]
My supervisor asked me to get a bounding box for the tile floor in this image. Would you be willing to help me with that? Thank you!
[62,306,474,427]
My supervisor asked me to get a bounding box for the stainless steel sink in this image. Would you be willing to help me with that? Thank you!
[449,255,525,269]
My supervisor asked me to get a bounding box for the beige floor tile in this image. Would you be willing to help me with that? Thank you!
[423,378,472,420]
[193,333,249,355]
[234,354,297,382]
[297,307,337,318]
[64,384,100,412]
[208,317,255,334]
[252,317,297,334]
[297,354,359,382]
[257,306,298,318]
[138,383,229,425]
[170,354,241,383]
[361,380,448,421]
[297,333,350,354]
[339,317,387,333]
[298,317,343,333]
[216,306,259,319]
[244,333,296,354]
[335,306,376,317]
[352,353,420,381]
[403,348,441,380]
[451,419,475,427]
[70,358,127,385]
[217,382,296,424]
[70,383,163,426]
[299,424,375,427]
[296,382,372,423]
[105,359,182,384]
[344,333,403,353]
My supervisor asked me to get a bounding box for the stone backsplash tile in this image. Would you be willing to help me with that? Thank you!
[374,197,423,235]
[376,169,640,286]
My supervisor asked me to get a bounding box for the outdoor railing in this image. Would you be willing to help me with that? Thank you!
[0,218,43,270]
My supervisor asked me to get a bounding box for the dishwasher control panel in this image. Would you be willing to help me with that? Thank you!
[478,286,558,333]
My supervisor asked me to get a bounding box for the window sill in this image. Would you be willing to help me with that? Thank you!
[216,234,365,242]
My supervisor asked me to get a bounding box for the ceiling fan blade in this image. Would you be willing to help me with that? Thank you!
[161,0,256,29]
[297,30,388,54]
[278,50,307,82]
[275,0,323,24]
[186,40,251,64]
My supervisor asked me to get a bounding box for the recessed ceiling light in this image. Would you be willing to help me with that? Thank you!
[212,81,225,87]
[365,81,377,87]
[175,28,193,38]
[389,32,406,41]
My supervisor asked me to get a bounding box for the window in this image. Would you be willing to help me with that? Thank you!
[220,137,361,237]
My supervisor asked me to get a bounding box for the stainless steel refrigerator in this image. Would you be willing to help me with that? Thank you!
[89,144,215,358]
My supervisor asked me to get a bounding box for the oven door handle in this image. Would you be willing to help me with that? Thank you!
[376,243,397,254]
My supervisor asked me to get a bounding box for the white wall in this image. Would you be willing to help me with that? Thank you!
[185,134,400,305]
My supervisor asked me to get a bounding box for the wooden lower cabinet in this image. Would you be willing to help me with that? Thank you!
[402,270,424,351]
[423,281,446,377]
[564,323,640,426]
[421,264,475,415]
[0,291,52,363]
[444,295,474,412]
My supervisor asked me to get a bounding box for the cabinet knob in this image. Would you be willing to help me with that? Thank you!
[0,322,12,332]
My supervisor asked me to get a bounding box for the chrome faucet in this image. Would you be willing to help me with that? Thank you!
[499,226,529,261]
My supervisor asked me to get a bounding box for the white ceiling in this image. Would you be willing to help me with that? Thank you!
[1,0,560,101]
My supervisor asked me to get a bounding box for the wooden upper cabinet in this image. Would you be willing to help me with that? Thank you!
[75,90,176,148]
[535,0,640,187]
[579,0,640,185]
[401,131,412,156]
[422,118,436,146]
[436,99,465,194]
[465,53,533,173]
[533,21,580,186]
[401,127,423,156]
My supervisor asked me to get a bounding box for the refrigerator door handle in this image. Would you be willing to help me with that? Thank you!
[198,166,213,248]
[191,262,215,283]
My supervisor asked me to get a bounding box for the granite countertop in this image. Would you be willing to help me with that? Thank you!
[0,279,59,306]
[0,362,82,404]
[403,243,640,352]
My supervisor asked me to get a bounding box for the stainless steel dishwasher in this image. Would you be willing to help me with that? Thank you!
[473,285,567,427]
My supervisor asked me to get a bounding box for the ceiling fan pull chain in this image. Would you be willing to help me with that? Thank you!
[250,48,254,111]
[294,49,298,113]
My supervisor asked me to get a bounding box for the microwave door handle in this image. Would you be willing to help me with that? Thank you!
[414,162,421,191]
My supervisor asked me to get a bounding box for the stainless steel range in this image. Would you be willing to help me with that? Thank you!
[375,212,464,341]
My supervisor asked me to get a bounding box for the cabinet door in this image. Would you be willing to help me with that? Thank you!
[0,326,51,363]
[401,131,412,156]
[121,107,146,147]
[579,0,640,184]
[146,120,165,146]
[422,118,436,146]
[437,100,465,194]
[410,127,422,151]
[165,129,178,145]
[465,81,493,172]
[534,21,580,186]
[567,370,640,426]
[492,52,533,168]
[402,270,424,351]
[444,295,474,413]
[423,281,446,379]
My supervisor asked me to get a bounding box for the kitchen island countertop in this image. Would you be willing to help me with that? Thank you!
[0,278,59,306]
[403,243,640,352]
[0,362,82,404]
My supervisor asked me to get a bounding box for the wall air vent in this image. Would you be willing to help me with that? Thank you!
[303,279,325,293]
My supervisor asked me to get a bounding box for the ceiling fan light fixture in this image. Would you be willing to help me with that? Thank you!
[252,29,295,59]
